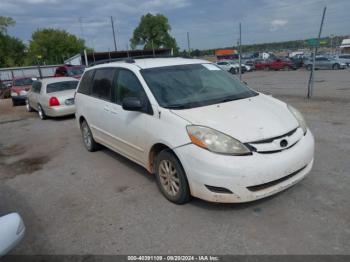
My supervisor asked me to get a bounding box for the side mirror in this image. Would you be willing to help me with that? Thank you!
[122,97,142,112]
[0,213,25,256]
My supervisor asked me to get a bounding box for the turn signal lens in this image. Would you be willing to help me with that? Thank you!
[49,97,60,107]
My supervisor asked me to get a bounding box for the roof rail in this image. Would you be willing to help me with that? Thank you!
[88,54,192,67]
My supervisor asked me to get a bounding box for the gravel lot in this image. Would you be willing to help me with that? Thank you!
[0,69,349,255]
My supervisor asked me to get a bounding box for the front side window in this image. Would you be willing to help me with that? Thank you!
[141,64,257,109]
[115,69,146,104]
[46,81,78,93]
[91,68,115,101]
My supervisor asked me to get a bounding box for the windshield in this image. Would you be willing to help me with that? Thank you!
[46,81,78,93]
[141,64,257,109]
[14,78,33,86]
[67,67,84,76]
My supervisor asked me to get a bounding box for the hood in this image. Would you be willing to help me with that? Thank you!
[170,94,299,143]
[11,85,31,93]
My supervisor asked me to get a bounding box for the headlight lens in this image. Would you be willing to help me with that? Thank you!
[288,105,307,134]
[186,125,251,155]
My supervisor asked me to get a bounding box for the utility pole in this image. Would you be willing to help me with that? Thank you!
[110,16,117,51]
[238,22,242,81]
[307,6,327,99]
[187,32,191,56]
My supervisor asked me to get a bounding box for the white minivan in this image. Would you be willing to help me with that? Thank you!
[75,57,314,204]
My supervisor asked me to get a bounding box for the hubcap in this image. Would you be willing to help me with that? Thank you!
[82,124,92,148]
[38,107,43,118]
[159,160,180,196]
[26,101,30,111]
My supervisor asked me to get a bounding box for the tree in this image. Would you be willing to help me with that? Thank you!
[0,16,15,34]
[0,34,26,67]
[130,13,179,53]
[27,28,87,65]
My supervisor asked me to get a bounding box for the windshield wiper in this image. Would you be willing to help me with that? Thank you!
[163,104,192,109]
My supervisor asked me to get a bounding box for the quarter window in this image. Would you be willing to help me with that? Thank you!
[32,81,42,93]
[91,68,115,101]
[78,70,94,95]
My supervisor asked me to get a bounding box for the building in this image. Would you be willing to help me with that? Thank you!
[64,48,172,66]
[340,39,350,54]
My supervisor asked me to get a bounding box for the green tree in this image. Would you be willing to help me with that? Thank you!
[0,16,16,34]
[0,34,26,67]
[130,13,179,53]
[27,28,87,65]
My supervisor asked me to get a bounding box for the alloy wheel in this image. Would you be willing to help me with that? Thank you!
[158,160,180,197]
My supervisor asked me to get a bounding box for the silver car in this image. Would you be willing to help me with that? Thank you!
[333,54,350,67]
[26,77,78,119]
[305,56,346,70]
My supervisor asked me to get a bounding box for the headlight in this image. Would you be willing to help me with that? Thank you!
[186,125,251,155]
[11,92,18,97]
[288,105,307,134]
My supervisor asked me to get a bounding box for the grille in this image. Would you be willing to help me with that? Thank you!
[247,165,307,192]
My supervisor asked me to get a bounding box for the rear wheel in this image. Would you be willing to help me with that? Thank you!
[155,150,191,204]
[37,105,47,120]
[81,120,99,152]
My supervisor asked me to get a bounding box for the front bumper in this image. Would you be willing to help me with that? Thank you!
[174,129,315,203]
[45,105,76,117]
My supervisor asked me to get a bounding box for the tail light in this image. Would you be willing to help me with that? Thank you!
[49,97,60,107]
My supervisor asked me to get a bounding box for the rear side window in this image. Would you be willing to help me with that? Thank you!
[78,70,94,95]
[32,81,42,93]
[91,68,115,101]
[115,69,146,104]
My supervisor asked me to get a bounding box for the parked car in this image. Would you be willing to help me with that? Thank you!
[304,56,346,70]
[254,59,271,70]
[269,59,297,71]
[0,213,25,257]
[216,61,247,74]
[10,77,34,106]
[26,77,78,119]
[75,58,314,204]
[333,54,350,67]
[55,65,85,79]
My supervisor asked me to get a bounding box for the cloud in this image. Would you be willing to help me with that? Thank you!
[270,19,288,31]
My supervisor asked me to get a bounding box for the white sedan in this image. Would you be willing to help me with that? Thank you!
[26,77,78,120]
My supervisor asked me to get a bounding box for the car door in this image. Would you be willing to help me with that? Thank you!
[86,68,115,144]
[28,81,41,110]
[103,68,153,165]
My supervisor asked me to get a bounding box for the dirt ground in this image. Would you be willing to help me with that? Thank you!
[0,69,349,255]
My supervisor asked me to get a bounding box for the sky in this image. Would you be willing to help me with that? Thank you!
[1,0,350,52]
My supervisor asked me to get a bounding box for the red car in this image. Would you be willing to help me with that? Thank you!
[10,77,34,106]
[54,65,85,79]
[269,59,297,70]
[254,59,271,70]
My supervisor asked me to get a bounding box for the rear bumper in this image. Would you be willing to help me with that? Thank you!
[11,95,27,102]
[45,105,76,117]
[174,129,315,203]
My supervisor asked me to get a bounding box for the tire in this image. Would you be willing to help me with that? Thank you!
[37,104,47,120]
[229,67,236,74]
[307,65,312,71]
[12,99,18,107]
[80,120,100,152]
[26,99,33,112]
[332,63,340,70]
[155,150,191,204]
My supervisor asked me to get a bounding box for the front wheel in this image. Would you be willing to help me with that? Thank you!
[81,120,100,152]
[26,99,33,112]
[229,68,236,74]
[155,150,191,204]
